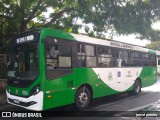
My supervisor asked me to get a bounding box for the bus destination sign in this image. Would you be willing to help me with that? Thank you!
[16,35,34,44]
[110,41,133,50]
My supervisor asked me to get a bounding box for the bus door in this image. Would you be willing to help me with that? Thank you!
[44,38,75,109]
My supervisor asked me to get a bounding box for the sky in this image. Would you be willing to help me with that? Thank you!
[112,22,160,47]
[112,34,150,47]
[78,26,150,47]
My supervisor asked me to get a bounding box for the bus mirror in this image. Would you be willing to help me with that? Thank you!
[49,46,55,58]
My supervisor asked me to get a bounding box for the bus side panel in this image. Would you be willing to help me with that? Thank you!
[91,68,140,97]
[44,73,75,110]
[74,68,119,99]
[139,67,157,87]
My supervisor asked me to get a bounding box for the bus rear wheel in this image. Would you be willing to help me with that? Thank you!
[132,80,141,95]
[75,86,91,110]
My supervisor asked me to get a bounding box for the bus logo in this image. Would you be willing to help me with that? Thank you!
[126,71,132,77]
[128,71,130,74]
[108,72,113,80]
[117,71,121,77]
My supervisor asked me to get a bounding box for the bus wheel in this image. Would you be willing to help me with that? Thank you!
[75,86,91,110]
[132,80,141,95]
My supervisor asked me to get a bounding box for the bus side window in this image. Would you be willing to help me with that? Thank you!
[85,45,96,67]
[46,45,59,69]
[158,60,160,65]
[77,44,96,67]
[116,50,129,67]
[130,51,141,67]
[141,53,149,66]
[46,44,72,69]
[98,46,114,67]
[148,54,156,66]
[77,44,86,67]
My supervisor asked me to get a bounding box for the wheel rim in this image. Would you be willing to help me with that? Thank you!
[78,91,88,106]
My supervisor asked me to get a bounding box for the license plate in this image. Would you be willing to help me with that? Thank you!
[14,99,20,104]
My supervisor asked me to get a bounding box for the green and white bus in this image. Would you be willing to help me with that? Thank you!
[7,28,157,111]
[156,51,160,75]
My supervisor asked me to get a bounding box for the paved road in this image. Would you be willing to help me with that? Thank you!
[1,78,160,119]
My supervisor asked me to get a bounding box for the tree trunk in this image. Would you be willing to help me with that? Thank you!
[20,22,27,33]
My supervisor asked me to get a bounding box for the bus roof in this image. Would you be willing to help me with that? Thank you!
[11,28,156,54]
[41,28,156,54]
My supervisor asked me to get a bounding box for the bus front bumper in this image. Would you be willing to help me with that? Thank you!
[6,90,43,111]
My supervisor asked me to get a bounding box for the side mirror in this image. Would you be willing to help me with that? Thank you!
[49,46,55,58]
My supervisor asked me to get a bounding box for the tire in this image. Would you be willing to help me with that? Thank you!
[75,86,91,110]
[132,80,141,95]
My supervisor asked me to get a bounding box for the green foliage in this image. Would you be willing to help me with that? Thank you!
[1,0,160,53]
[146,41,160,50]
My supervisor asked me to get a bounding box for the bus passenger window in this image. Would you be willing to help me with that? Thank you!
[77,56,85,67]
[141,53,148,59]
[140,53,155,67]
[130,51,141,67]
[116,50,129,67]
[158,60,160,65]
[77,44,96,67]
[85,45,96,67]
[147,54,156,67]
[98,46,115,67]
[46,45,72,69]
[77,44,85,55]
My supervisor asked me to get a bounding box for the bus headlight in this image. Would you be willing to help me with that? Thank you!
[31,85,40,96]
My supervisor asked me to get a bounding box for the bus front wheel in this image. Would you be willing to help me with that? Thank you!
[75,86,91,110]
[132,80,141,95]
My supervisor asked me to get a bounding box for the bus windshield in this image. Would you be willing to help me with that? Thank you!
[7,43,38,80]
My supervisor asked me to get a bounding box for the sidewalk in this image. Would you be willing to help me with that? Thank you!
[0,91,7,107]
[0,79,7,107]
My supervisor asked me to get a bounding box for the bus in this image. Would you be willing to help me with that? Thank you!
[6,28,157,111]
[156,51,160,75]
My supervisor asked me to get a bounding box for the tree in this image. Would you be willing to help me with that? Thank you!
[1,0,160,52]
[146,41,160,50]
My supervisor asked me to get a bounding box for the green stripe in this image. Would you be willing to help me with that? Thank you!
[139,67,157,87]
[40,28,76,41]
